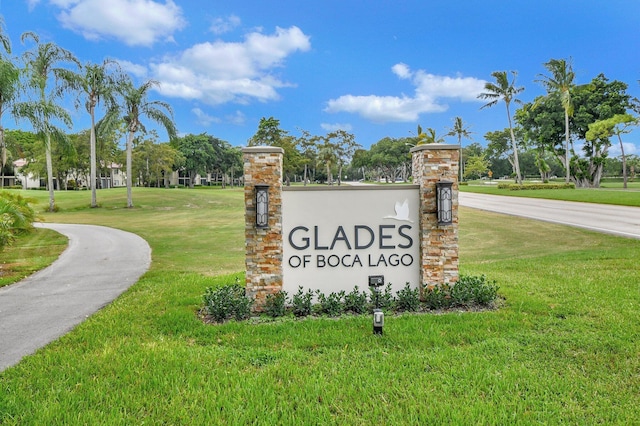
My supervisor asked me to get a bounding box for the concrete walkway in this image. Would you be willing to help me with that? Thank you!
[459,192,640,240]
[0,223,151,372]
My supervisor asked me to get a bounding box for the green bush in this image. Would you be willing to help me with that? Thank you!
[459,274,499,306]
[423,275,499,309]
[264,291,287,318]
[343,286,369,314]
[203,284,252,322]
[291,286,313,317]
[316,290,345,317]
[422,284,450,309]
[202,276,499,323]
[369,283,395,311]
[497,182,576,190]
[395,282,420,312]
[0,191,38,249]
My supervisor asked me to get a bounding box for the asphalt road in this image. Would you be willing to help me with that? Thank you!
[459,192,640,240]
[0,223,151,372]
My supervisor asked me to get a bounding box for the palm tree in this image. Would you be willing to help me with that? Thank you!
[0,16,16,188]
[58,60,121,207]
[478,71,524,184]
[535,58,575,183]
[415,125,444,145]
[119,78,177,208]
[446,116,473,182]
[15,32,79,211]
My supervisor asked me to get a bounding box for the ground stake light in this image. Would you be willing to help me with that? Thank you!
[369,275,385,335]
[255,184,269,228]
[436,180,453,226]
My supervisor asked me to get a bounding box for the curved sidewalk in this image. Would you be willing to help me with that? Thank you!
[0,223,151,372]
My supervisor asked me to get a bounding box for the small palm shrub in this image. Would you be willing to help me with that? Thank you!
[0,191,37,249]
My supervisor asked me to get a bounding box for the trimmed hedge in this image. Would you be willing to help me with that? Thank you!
[497,182,576,190]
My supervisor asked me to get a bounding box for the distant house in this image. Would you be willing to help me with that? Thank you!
[13,159,42,189]
[99,162,126,188]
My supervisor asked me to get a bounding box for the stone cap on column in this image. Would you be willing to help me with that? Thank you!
[242,146,285,154]
[410,144,460,153]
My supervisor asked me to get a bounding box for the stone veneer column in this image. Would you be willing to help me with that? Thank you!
[410,144,460,292]
[243,146,284,311]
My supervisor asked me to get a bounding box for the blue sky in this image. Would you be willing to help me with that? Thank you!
[2,0,640,156]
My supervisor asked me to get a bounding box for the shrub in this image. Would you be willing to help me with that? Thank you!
[343,286,369,314]
[423,275,499,309]
[291,286,314,317]
[422,284,451,309]
[264,291,287,318]
[369,283,395,311]
[395,282,420,312]
[497,182,575,190]
[316,290,345,317]
[459,274,499,306]
[203,284,252,322]
[0,191,38,249]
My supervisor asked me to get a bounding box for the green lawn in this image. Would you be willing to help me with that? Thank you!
[461,183,640,206]
[1,187,639,424]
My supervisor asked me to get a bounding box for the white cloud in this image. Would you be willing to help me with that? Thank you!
[210,15,241,35]
[226,110,246,125]
[609,141,638,157]
[114,59,148,78]
[325,63,486,123]
[151,26,311,105]
[51,0,186,47]
[320,123,353,132]
[26,0,41,11]
[192,108,220,126]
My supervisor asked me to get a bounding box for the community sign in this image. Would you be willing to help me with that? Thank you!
[282,186,420,295]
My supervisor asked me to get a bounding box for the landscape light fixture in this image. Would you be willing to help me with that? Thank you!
[255,184,269,228]
[368,275,385,335]
[436,180,453,226]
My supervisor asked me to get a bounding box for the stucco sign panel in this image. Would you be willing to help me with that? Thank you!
[282,187,420,295]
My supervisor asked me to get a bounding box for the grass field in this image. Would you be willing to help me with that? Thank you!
[1,187,639,424]
[461,183,640,207]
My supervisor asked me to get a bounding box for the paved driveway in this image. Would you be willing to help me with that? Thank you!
[459,192,640,240]
[0,223,151,372]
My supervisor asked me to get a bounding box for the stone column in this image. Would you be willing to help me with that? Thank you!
[243,146,284,310]
[411,144,460,292]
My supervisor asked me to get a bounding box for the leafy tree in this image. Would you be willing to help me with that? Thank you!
[58,60,121,206]
[478,71,524,184]
[446,116,473,181]
[535,58,577,183]
[521,74,630,187]
[464,155,489,180]
[174,133,216,188]
[359,137,412,183]
[134,134,182,187]
[295,129,320,185]
[14,32,79,211]
[119,78,177,207]
[484,128,528,179]
[324,129,359,185]
[248,117,302,185]
[586,114,637,188]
